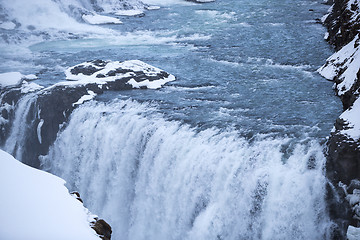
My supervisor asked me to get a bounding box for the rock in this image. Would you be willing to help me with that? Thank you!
[91,219,112,240]
[320,1,360,239]
[65,59,175,90]
[322,0,360,51]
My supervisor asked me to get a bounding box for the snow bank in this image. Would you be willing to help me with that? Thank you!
[64,59,175,89]
[0,150,100,240]
[318,35,360,96]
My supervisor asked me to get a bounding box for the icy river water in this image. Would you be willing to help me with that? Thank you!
[0,0,343,239]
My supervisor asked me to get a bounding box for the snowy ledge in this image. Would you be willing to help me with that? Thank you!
[0,150,104,240]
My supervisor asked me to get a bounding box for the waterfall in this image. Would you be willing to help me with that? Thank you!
[3,93,38,163]
[41,99,333,240]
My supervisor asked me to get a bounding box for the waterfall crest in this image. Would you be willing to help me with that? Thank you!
[42,99,333,240]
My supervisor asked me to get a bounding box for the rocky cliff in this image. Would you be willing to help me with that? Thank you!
[319,0,360,239]
[0,59,175,168]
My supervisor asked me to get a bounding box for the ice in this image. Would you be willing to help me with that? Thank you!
[114,9,144,16]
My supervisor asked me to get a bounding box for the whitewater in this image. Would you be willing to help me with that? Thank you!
[0,0,343,239]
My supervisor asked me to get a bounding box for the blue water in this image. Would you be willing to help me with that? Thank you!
[24,0,339,138]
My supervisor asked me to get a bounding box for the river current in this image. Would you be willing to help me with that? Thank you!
[0,0,342,239]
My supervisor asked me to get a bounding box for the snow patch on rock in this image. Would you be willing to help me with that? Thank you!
[338,97,360,140]
[0,72,39,89]
[347,226,360,240]
[73,90,97,106]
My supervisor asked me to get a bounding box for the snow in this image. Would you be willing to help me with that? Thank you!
[0,72,24,88]
[0,21,16,30]
[21,81,43,93]
[0,150,100,240]
[114,9,144,16]
[82,14,122,25]
[324,32,329,40]
[64,60,175,89]
[0,72,39,89]
[146,6,161,10]
[73,90,97,106]
[339,97,360,140]
[347,226,360,240]
[127,76,175,89]
[318,35,360,96]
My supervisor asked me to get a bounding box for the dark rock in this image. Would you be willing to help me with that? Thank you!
[327,132,360,185]
[347,179,360,194]
[70,65,100,76]
[323,0,360,50]
[321,1,360,238]
[92,219,112,240]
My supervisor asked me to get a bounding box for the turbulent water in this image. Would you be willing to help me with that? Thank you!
[0,0,343,239]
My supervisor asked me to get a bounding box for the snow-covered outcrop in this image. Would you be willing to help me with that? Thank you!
[0,149,109,240]
[319,0,360,239]
[64,59,175,89]
[0,60,175,168]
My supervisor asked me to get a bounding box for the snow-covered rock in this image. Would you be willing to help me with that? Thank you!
[0,72,38,89]
[0,72,24,88]
[338,97,360,140]
[318,34,360,105]
[320,1,360,239]
[64,59,175,89]
[0,59,176,167]
[0,149,101,240]
[82,14,122,25]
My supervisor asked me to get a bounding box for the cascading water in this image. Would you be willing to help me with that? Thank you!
[3,93,37,163]
[41,100,333,240]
